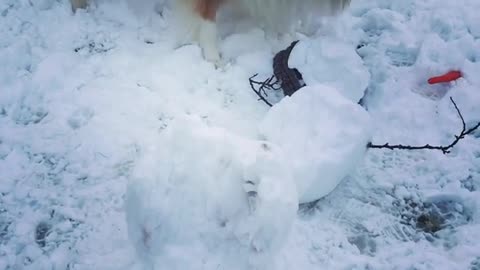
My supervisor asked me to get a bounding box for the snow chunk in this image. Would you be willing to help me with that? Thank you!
[31,0,55,10]
[288,38,370,103]
[125,117,298,269]
[260,85,372,203]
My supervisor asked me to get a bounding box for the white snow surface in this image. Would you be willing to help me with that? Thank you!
[126,116,298,270]
[260,85,372,203]
[1,0,480,270]
[289,38,370,103]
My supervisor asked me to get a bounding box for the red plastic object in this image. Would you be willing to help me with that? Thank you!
[428,70,462,85]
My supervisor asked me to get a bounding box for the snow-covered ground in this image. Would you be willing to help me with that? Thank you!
[1,0,480,269]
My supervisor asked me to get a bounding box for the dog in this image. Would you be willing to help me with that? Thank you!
[71,0,351,62]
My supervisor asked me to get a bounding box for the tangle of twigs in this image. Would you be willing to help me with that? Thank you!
[368,97,480,154]
[249,74,282,107]
[249,40,305,107]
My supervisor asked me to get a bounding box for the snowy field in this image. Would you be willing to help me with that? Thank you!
[1,0,480,269]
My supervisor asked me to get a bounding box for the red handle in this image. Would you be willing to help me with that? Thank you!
[428,70,462,84]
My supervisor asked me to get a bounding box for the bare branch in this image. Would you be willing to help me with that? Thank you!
[249,74,284,107]
[368,97,480,154]
[249,74,274,107]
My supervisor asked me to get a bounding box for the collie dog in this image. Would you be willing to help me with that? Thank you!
[71,0,351,62]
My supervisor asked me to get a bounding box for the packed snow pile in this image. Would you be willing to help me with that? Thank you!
[125,116,298,270]
[288,38,370,103]
[125,84,371,267]
[260,85,372,203]
[124,79,372,268]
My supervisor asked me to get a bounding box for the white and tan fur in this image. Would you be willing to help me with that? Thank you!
[71,0,351,62]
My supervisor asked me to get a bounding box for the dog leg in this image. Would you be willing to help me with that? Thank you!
[174,0,222,63]
[195,0,223,63]
[197,19,221,63]
[70,0,88,12]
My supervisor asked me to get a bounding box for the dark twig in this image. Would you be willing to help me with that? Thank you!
[249,74,282,107]
[368,97,480,154]
[264,76,282,91]
[249,74,273,107]
[249,40,305,106]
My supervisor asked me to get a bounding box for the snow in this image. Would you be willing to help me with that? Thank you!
[289,38,370,103]
[1,0,480,269]
[126,116,298,269]
[260,85,372,203]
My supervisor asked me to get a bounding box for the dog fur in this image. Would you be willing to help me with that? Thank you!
[172,0,351,62]
[70,0,351,62]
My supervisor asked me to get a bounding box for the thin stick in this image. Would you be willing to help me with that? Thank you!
[368,97,480,154]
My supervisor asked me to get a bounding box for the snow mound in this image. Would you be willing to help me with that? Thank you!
[125,117,298,269]
[288,38,370,103]
[260,85,372,203]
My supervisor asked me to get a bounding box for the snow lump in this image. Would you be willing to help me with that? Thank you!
[260,84,372,203]
[288,38,370,103]
[125,116,298,270]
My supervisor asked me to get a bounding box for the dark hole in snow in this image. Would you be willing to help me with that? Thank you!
[471,257,480,270]
[416,196,473,234]
[416,213,443,233]
[396,194,473,236]
[35,221,51,248]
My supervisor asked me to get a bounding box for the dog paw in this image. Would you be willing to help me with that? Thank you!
[203,47,221,62]
[203,50,229,70]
